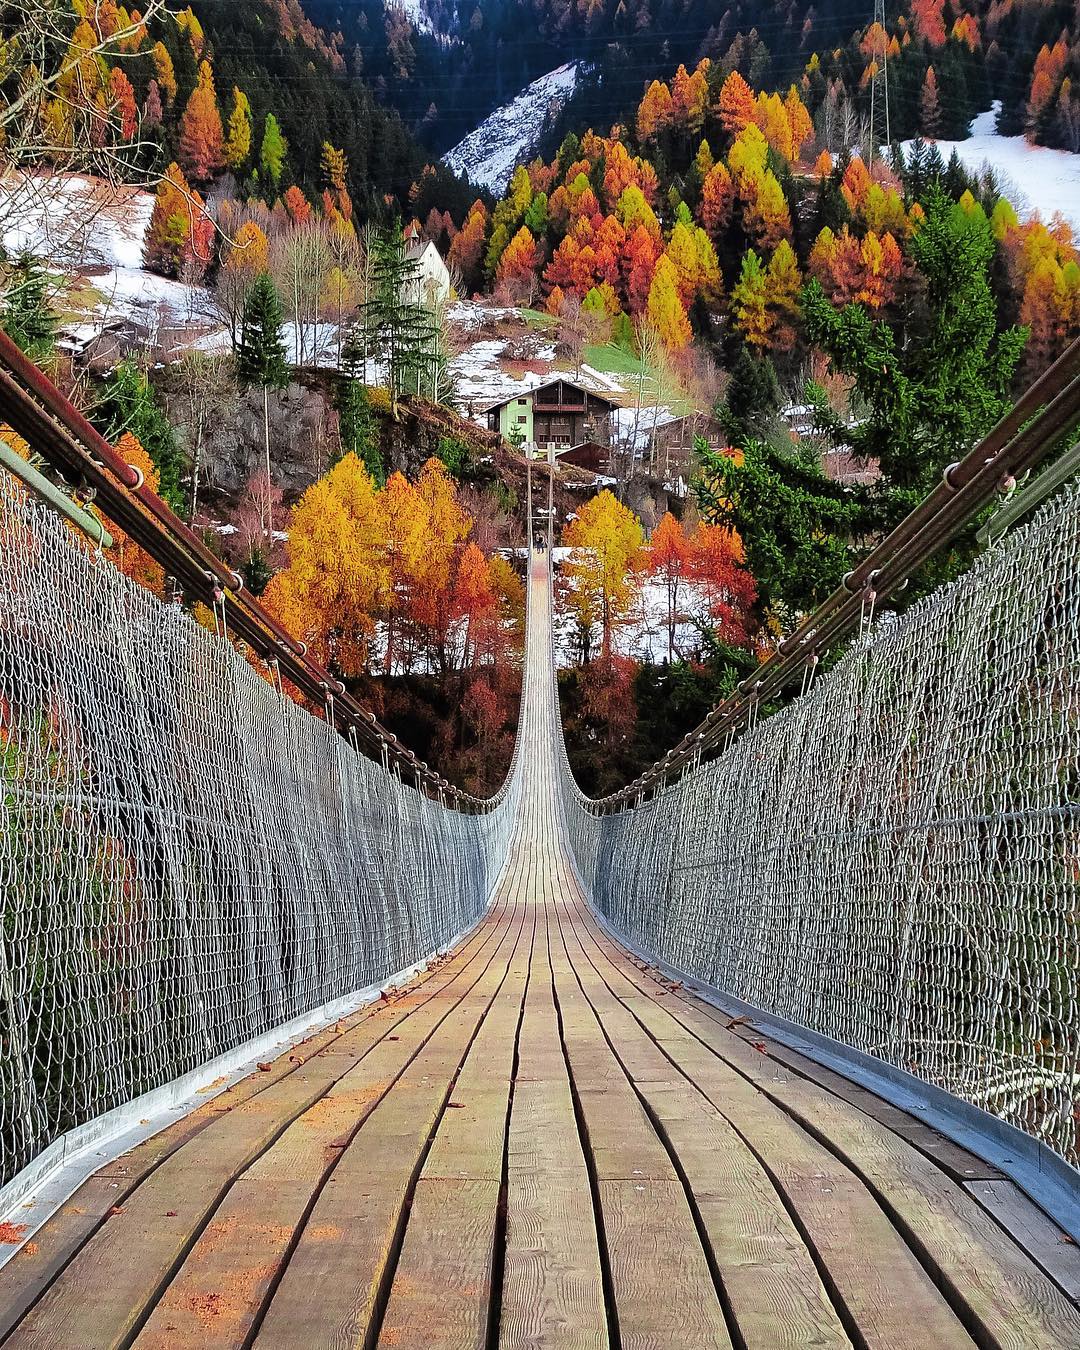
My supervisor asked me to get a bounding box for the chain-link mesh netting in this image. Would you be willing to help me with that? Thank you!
[558,486,1080,1168]
[0,479,518,1189]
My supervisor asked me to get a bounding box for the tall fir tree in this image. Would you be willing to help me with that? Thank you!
[344,227,444,414]
[1,253,56,362]
[236,274,289,533]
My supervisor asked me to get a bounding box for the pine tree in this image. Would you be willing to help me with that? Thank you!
[237,274,288,389]
[1,253,56,362]
[237,274,289,534]
[345,227,443,414]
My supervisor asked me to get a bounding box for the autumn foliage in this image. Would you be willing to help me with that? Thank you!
[264,456,523,682]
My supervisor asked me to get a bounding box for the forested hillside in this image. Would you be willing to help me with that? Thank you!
[40,0,476,219]
[472,59,1077,383]
[299,0,1080,159]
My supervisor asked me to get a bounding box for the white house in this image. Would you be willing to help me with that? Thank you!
[403,224,451,307]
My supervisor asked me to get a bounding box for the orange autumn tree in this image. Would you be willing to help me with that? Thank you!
[648,512,692,660]
[449,200,489,293]
[496,226,540,300]
[144,163,214,279]
[179,60,225,183]
[262,452,388,676]
[689,524,757,645]
[698,161,734,237]
[717,70,755,134]
[562,490,645,663]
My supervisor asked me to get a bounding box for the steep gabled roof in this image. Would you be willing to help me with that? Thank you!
[483,376,621,415]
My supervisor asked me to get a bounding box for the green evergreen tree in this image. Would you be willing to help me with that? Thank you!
[719,346,780,444]
[1,253,56,362]
[436,434,471,478]
[236,274,289,390]
[96,360,186,514]
[523,192,549,237]
[236,274,289,535]
[803,187,1027,519]
[694,436,864,617]
[335,378,385,483]
[344,227,445,414]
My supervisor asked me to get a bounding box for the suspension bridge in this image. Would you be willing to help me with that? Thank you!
[1,331,1080,1346]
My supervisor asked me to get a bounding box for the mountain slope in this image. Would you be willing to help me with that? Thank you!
[443,62,585,194]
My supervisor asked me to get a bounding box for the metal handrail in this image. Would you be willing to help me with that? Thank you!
[587,337,1080,812]
[0,330,507,812]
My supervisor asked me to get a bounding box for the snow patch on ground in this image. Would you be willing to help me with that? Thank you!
[904,103,1080,237]
[443,62,584,194]
[552,566,722,666]
[0,172,219,344]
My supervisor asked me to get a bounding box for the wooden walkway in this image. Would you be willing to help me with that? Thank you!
[2,556,1079,1348]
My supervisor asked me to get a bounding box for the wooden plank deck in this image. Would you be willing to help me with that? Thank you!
[2,554,1079,1348]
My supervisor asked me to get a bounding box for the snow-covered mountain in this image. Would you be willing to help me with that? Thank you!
[442,62,584,194]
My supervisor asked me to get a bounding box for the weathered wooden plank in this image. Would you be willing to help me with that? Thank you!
[597,1179,731,1350]
[566,906,974,1349]
[575,906,1080,1347]
[965,1179,1080,1302]
[500,895,608,1350]
[553,900,851,1350]
[376,901,537,1345]
[252,903,529,1349]
[0,1000,379,1341]
[4,904,518,1350]
[697,1016,1003,1184]
[376,1178,502,1350]
[654,1001,1080,1350]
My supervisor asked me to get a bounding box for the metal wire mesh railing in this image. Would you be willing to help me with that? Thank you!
[556,485,1080,1167]
[0,477,519,1189]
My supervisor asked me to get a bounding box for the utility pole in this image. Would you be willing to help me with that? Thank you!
[868,0,891,173]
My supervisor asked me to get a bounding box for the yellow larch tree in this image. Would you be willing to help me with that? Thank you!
[562,490,645,662]
[262,453,388,677]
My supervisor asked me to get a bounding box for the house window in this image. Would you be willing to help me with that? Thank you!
[516,415,527,425]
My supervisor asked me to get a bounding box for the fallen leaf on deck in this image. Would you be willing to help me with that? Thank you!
[257,1062,272,1072]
